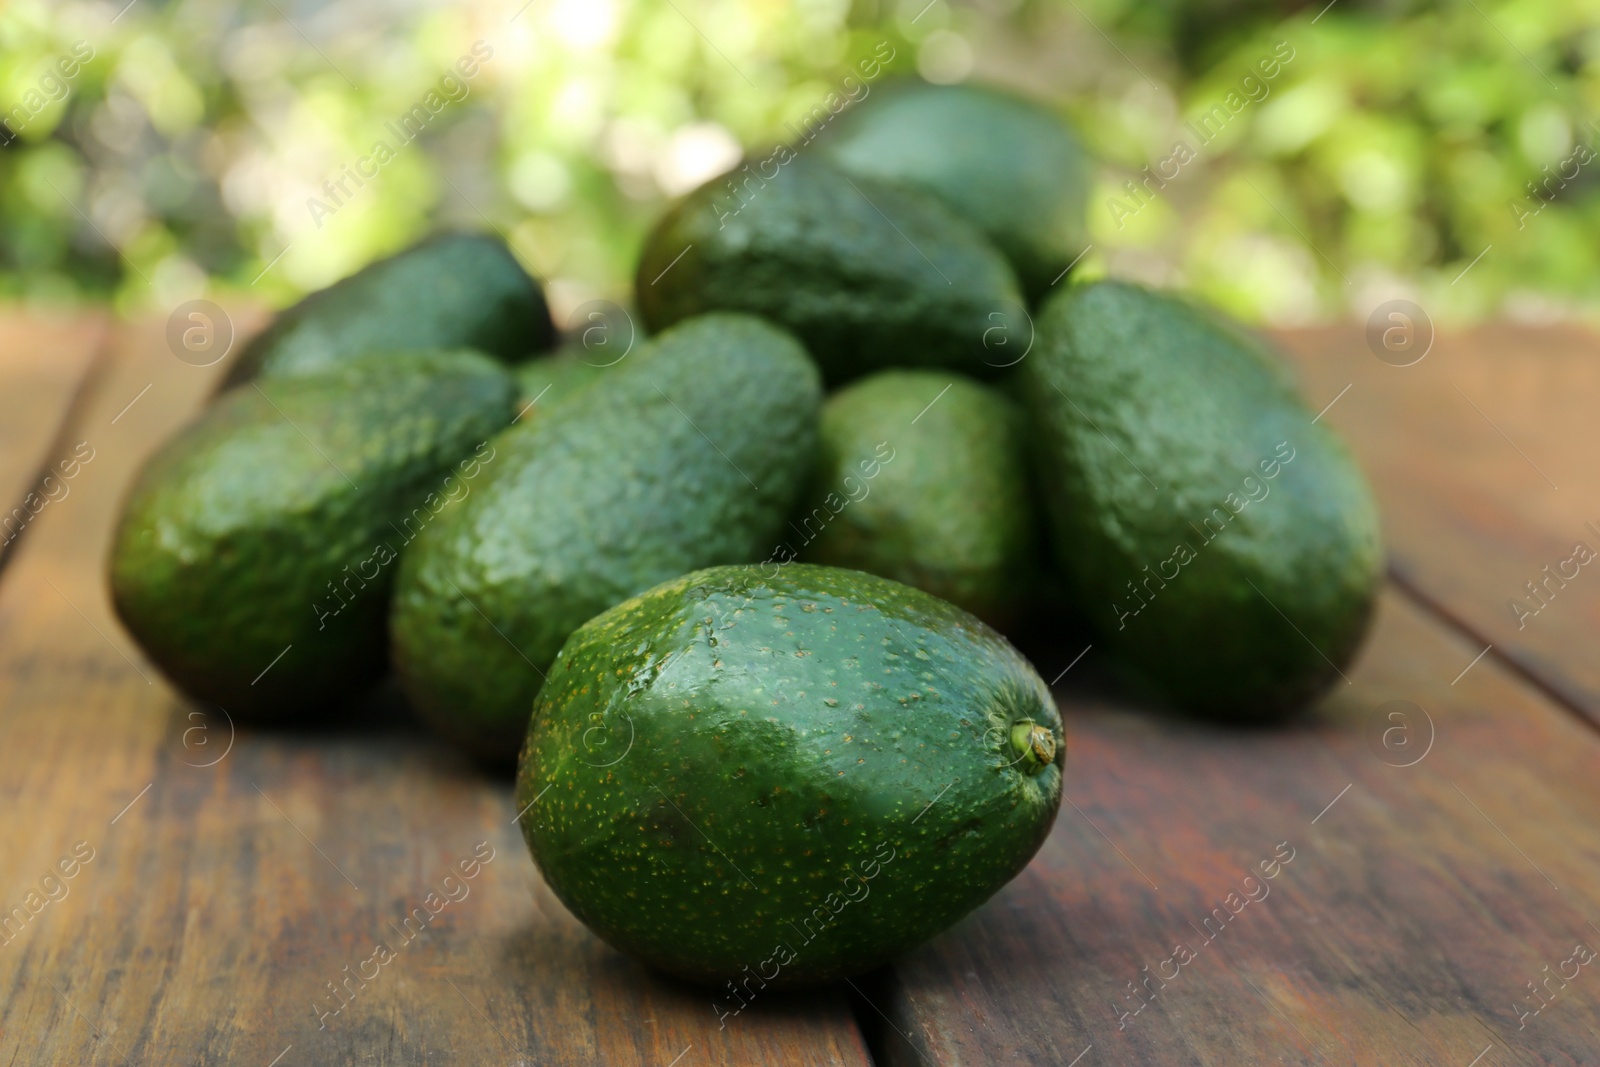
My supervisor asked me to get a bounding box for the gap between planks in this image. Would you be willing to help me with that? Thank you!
[0,319,114,585]
[1387,560,1600,743]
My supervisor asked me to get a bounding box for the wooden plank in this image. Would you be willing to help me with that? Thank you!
[874,587,1600,1064]
[1275,323,1600,723]
[0,310,107,563]
[0,313,870,1064]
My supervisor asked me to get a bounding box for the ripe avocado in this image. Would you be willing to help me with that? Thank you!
[815,81,1093,300]
[391,313,822,762]
[1021,280,1382,717]
[515,563,1063,988]
[635,154,1026,386]
[110,350,518,715]
[221,232,554,388]
[796,370,1038,628]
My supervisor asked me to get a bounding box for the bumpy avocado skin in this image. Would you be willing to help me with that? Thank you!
[391,313,822,762]
[221,233,554,387]
[1021,280,1382,718]
[515,563,1063,988]
[635,154,1026,386]
[816,81,1092,300]
[110,350,518,715]
[797,370,1038,628]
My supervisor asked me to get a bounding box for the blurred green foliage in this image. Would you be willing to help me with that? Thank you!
[1,0,1596,325]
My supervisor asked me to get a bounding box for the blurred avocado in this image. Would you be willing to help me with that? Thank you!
[512,347,610,411]
[636,154,1026,386]
[222,232,554,388]
[111,350,517,715]
[797,370,1038,628]
[1021,280,1382,718]
[815,81,1092,300]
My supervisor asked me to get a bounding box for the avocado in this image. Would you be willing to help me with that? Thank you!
[795,370,1038,628]
[391,313,822,762]
[1021,280,1382,717]
[515,563,1063,989]
[512,342,623,413]
[815,81,1093,300]
[110,349,517,715]
[221,232,554,388]
[635,154,1027,386]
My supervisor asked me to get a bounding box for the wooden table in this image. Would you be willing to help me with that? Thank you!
[3,310,1599,1065]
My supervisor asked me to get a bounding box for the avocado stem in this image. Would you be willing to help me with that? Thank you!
[1009,720,1057,774]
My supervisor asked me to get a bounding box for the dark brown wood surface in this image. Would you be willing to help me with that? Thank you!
[3,316,1600,1065]
[1275,324,1600,724]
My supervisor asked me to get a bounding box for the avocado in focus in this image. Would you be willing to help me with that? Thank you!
[516,563,1064,988]
[391,313,822,762]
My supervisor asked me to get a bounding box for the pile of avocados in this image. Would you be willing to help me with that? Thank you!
[108,79,1380,989]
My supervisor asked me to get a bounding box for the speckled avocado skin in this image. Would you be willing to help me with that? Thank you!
[797,370,1038,628]
[221,232,554,388]
[110,350,517,715]
[515,563,1063,988]
[635,154,1026,386]
[1021,280,1382,717]
[391,313,823,762]
[815,80,1092,301]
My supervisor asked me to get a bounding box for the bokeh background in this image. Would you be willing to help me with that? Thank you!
[2,0,1596,328]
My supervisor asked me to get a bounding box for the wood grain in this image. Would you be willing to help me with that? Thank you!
[8,313,1600,1065]
[1274,323,1600,724]
[0,314,869,1065]
[876,587,1600,1065]
[0,310,106,564]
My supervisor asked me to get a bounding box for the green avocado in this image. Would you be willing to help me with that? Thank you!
[796,370,1038,628]
[110,350,518,715]
[635,154,1026,386]
[515,563,1063,988]
[1021,280,1382,717]
[512,341,625,413]
[816,80,1093,300]
[391,313,822,762]
[221,232,554,388]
